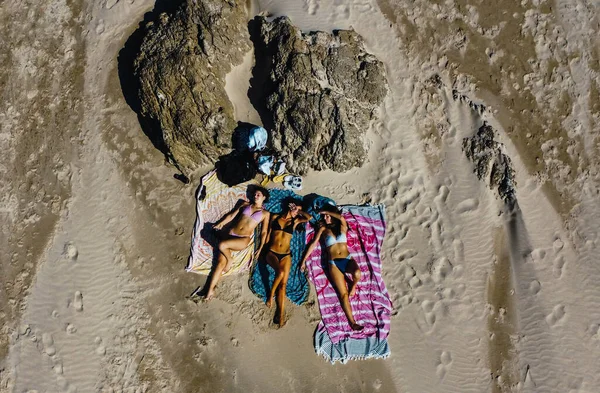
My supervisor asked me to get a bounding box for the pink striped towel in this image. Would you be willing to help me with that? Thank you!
[305,205,393,345]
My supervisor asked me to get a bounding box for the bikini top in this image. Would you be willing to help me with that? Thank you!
[324,231,347,247]
[242,205,263,222]
[272,216,294,234]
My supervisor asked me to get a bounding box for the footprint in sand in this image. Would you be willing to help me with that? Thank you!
[546,305,566,327]
[442,287,455,300]
[95,336,106,356]
[63,242,78,261]
[42,333,56,356]
[453,240,465,264]
[553,237,564,252]
[95,21,105,35]
[432,258,453,284]
[436,185,449,203]
[372,379,383,390]
[74,291,83,311]
[436,351,453,380]
[422,300,435,313]
[409,276,422,289]
[66,323,77,334]
[422,300,437,327]
[553,256,566,278]
[53,361,63,375]
[531,248,546,262]
[529,280,541,295]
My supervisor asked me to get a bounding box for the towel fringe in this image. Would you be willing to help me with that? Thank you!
[315,346,391,365]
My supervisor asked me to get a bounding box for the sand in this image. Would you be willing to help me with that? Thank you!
[1,0,600,392]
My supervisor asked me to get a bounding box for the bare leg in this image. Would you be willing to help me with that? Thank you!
[264,252,281,308]
[346,259,362,298]
[205,237,250,300]
[275,258,291,327]
[205,254,227,301]
[329,263,364,331]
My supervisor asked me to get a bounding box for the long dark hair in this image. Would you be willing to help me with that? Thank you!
[321,205,342,237]
[248,185,270,203]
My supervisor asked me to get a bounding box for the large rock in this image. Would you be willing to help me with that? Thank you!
[463,123,516,203]
[251,17,387,174]
[133,0,250,173]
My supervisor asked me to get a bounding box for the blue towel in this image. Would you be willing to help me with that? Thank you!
[249,189,309,305]
[314,325,390,364]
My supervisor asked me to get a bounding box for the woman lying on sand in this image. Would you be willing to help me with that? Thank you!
[263,199,311,327]
[205,187,271,300]
[301,206,364,331]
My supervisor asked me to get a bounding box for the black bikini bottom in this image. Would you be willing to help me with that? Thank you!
[268,250,291,263]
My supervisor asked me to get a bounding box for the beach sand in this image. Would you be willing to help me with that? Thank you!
[1,0,600,392]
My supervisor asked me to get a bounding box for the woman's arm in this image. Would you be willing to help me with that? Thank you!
[254,211,271,259]
[214,202,247,230]
[293,209,312,227]
[301,226,325,271]
[320,209,347,228]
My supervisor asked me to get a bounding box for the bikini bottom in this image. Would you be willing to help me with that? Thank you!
[229,230,251,238]
[268,249,291,263]
[329,256,352,273]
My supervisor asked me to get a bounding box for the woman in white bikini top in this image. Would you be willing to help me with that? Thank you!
[301,206,364,331]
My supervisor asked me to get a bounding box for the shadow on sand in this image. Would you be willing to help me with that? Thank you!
[117,0,185,169]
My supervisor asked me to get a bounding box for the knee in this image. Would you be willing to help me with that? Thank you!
[354,269,362,281]
[218,242,228,253]
[280,280,287,291]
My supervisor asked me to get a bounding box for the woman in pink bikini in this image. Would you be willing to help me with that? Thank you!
[301,206,363,331]
[205,187,271,300]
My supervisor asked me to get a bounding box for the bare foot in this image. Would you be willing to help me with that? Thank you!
[278,315,286,328]
[266,298,273,308]
[221,260,233,275]
[350,323,364,331]
[274,313,286,328]
[205,290,215,301]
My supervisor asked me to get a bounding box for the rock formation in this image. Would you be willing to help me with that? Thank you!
[251,16,387,174]
[133,0,250,173]
[463,123,516,203]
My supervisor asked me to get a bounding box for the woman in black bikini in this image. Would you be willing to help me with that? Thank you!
[264,200,311,327]
[301,206,363,331]
[205,187,271,300]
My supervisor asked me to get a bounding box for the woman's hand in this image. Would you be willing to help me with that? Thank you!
[300,259,307,272]
[254,248,262,261]
[214,222,224,230]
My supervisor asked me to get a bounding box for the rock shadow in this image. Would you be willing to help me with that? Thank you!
[247,17,277,136]
[117,0,185,166]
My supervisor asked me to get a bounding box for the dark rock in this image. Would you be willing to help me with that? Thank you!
[463,122,516,203]
[250,16,387,174]
[133,0,251,173]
